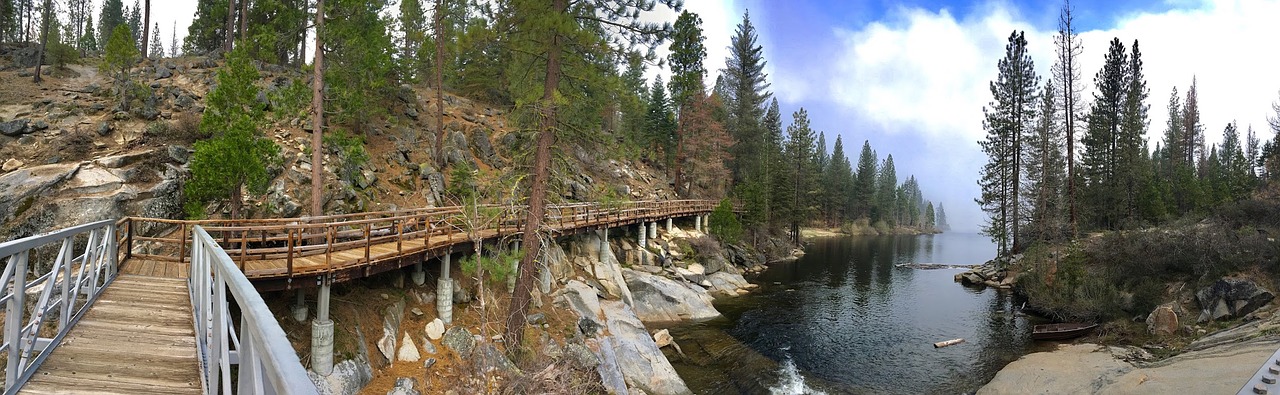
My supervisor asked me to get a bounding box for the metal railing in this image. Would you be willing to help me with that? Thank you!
[189,226,316,394]
[0,219,118,393]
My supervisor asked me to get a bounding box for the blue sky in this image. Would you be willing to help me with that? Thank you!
[651,0,1280,231]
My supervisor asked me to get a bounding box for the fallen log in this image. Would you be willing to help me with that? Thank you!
[933,338,965,348]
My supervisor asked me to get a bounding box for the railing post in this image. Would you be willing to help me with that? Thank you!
[363,223,371,264]
[125,218,134,260]
[5,251,28,388]
[286,228,295,278]
[178,223,187,264]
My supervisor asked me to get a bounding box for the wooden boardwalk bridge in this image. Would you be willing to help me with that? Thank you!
[0,200,716,394]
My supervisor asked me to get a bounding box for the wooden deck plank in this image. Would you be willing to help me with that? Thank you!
[18,275,201,395]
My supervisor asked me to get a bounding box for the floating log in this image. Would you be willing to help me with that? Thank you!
[933,338,965,348]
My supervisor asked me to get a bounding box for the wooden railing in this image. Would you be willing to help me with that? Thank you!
[0,219,118,392]
[120,199,716,281]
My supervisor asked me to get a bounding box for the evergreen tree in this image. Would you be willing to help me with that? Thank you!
[244,0,308,65]
[183,0,228,54]
[184,45,281,219]
[1081,38,1127,229]
[1220,122,1252,201]
[1183,78,1204,172]
[148,22,162,59]
[876,155,897,226]
[1053,0,1084,235]
[680,91,733,198]
[1117,40,1149,224]
[937,204,950,231]
[852,140,877,220]
[823,135,853,224]
[398,0,427,81]
[1024,80,1066,243]
[98,0,124,47]
[977,31,1038,255]
[925,202,937,230]
[126,0,140,47]
[667,10,706,194]
[324,0,396,129]
[723,10,773,224]
[781,108,817,242]
[618,54,647,147]
[503,0,678,355]
[762,97,783,223]
[100,25,137,102]
[644,76,677,162]
[79,14,96,52]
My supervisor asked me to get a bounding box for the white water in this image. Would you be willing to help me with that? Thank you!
[770,354,827,395]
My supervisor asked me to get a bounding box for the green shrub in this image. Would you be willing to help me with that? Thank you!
[323,130,370,184]
[460,248,524,285]
[708,198,742,244]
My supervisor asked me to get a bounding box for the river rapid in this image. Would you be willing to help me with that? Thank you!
[666,233,1049,394]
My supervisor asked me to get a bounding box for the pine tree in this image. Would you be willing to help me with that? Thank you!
[681,90,733,198]
[183,0,227,54]
[937,204,950,231]
[762,97,783,223]
[1024,79,1066,243]
[644,76,677,161]
[324,0,396,129]
[1184,78,1204,171]
[503,0,678,355]
[1117,39,1149,224]
[876,155,898,226]
[925,202,936,230]
[185,46,281,219]
[148,22,162,59]
[79,14,96,52]
[823,135,853,224]
[667,10,706,195]
[781,108,817,242]
[99,0,124,48]
[1053,0,1084,235]
[852,140,877,220]
[126,0,140,47]
[100,25,137,102]
[169,20,177,57]
[723,10,773,222]
[398,0,427,81]
[1220,122,1252,201]
[618,55,647,147]
[139,0,149,59]
[1081,38,1127,230]
[977,30,1038,255]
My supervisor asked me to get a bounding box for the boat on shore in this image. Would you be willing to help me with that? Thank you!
[1031,323,1097,340]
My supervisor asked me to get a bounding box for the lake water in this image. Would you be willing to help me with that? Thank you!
[667,232,1043,394]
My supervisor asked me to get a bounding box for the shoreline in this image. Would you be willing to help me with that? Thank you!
[800,226,941,239]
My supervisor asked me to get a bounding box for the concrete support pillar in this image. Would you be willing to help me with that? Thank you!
[411,261,425,286]
[437,254,453,324]
[291,289,308,323]
[695,215,702,232]
[599,228,608,262]
[648,222,657,240]
[311,280,334,376]
[507,240,520,293]
[665,218,672,233]
[638,224,646,248]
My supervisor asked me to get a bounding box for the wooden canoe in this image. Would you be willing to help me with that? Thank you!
[1031,323,1097,340]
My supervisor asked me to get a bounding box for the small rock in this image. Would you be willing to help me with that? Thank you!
[564,342,599,368]
[386,377,421,395]
[686,263,706,275]
[423,358,437,369]
[30,120,48,131]
[411,307,424,317]
[421,339,437,355]
[442,326,475,357]
[2,158,24,172]
[526,312,547,325]
[653,329,673,348]
[397,333,421,362]
[97,122,112,136]
[425,318,445,340]
[155,67,173,79]
[0,119,30,136]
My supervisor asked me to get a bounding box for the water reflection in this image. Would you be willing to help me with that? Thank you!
[669,233,1037,394]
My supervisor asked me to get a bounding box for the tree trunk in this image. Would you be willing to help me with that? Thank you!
[32,0,50,83]
[224,0,235,53]
[230,180,244,220]
[433,0,445,169]
[239,0,247,42]
[505,0,566,354]
[674,107,686,196]
[298,0,307,68]
[310,0,325,217]
[140,0,150,59]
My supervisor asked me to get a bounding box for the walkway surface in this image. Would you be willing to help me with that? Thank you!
[18,274,202,395]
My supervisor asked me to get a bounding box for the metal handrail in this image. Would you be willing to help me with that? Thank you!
[189,226,316,394]
[0,219,118,394]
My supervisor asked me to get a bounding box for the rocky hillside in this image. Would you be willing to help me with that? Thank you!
[0,43,681,239]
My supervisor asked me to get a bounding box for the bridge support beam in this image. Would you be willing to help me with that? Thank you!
[695,215,702,232]
[291,289,308,323]
[638,224,648,265]
[312,280,334,376]
[437,253,453,324]
[411,262,425,286]
[507,240,520,293]
[666,218,672,233]
[648,222,657,240]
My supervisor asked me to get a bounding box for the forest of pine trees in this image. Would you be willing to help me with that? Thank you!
[978,0,1280,256]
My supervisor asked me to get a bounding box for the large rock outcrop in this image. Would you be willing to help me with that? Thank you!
[621,268,719,324]
[1195,277,1274,322]
[567,231,634,306]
